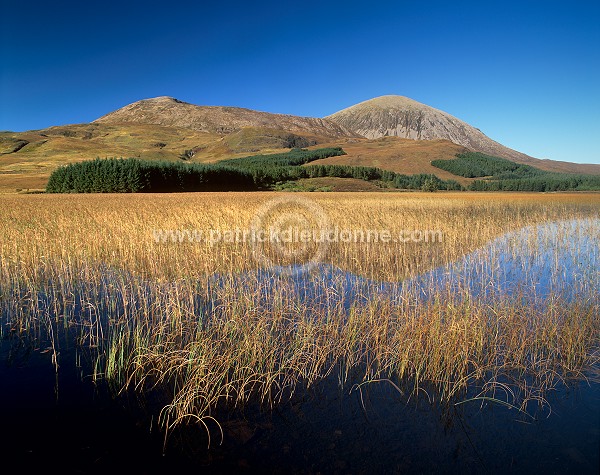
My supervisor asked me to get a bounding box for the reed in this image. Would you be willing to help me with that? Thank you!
[0,192,598,444]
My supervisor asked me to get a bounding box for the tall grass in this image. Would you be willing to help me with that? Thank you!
[0,192,598,444]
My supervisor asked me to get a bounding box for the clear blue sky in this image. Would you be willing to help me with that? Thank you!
[2,0,599,164]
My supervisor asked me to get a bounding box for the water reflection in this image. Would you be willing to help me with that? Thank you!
[1,218,598,473]
[213,217,599,308]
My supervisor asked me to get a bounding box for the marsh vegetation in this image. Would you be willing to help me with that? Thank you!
[1,192,598,470]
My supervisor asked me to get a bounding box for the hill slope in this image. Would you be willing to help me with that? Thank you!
[311,137,472,183]
[326,96,536,163]
[95,96,356,139]
[309,136,600,179]
[2,95,599,192]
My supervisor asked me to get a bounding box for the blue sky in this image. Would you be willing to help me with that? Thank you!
[1,0,599,164]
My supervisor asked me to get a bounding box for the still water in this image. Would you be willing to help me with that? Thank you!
[1,219,598,473]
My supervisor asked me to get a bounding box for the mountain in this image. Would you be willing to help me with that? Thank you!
[95,96,356,139]
[1,95,599,192]
[326,95,533,163]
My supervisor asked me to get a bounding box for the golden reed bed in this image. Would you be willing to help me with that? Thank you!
[1,191,598,278]
[1,192,599,443]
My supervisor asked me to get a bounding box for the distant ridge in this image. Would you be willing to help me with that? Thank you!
[326,95,533,163]
[95,96,357,139]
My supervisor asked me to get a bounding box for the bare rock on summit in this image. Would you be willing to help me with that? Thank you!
[326,95,532,162]
[95,96,357,139]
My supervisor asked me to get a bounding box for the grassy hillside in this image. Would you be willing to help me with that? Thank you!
[0,124,221,192]
[0,124,341,192]
[307,137,473,183]
[2,123,600,193]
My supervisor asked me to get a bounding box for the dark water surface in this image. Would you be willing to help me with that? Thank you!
[1,218,598,473]
[1,338,598,474]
